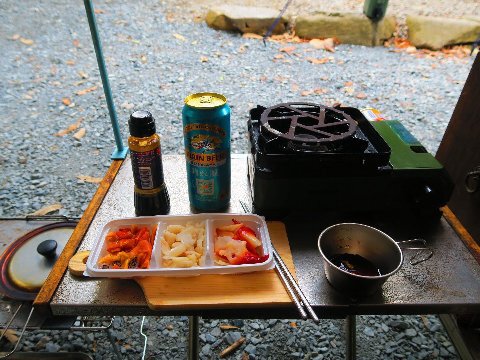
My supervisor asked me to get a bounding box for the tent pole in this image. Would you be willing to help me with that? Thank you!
[83,0,128,160]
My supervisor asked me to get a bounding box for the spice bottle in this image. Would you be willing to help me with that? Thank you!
[128,110,170,216]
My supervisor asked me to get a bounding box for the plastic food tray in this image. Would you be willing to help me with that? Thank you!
[85,213,274,277]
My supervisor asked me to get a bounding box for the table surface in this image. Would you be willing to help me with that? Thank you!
[50,155,480,318]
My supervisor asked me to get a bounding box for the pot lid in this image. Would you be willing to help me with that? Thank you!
[0,222,76,300]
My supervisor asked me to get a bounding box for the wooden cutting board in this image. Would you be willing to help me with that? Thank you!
[136,221,295,310]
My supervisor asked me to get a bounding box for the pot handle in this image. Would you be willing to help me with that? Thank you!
[396,239,433,265]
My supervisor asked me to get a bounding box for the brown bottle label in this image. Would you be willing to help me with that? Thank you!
[130,147,165,190]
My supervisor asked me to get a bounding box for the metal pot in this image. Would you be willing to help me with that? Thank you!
[318,223,403,297]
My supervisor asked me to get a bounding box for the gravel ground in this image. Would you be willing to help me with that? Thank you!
[0,0,476,359]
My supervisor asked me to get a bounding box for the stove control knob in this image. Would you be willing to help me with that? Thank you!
[37,239,58,259]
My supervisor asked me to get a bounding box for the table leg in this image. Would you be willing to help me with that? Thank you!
[188,316,200,360]
[346,315,356,360]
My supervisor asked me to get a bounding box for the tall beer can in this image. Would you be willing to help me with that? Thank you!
[182,93,231,211]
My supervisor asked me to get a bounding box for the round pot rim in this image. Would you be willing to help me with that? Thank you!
[318,222,404,280]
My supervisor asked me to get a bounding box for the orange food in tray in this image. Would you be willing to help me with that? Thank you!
[98,225,156,269]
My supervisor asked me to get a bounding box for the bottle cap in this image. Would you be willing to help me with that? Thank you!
[129,110,156,137]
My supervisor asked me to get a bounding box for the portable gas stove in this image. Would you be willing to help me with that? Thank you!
[247,102,453,220]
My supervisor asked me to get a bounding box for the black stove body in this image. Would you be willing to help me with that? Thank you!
[247,103,453,220]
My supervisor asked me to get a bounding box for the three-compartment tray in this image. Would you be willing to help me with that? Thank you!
[85,213,274,277]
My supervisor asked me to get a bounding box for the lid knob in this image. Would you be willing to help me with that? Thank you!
[37,239,58,259]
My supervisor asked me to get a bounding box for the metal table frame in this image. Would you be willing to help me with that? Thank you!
[29,155,480,359]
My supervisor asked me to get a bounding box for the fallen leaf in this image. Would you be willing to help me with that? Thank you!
[140,55,147,64]
[356,92,367,99]
[73,128,86,140]
[290,321,297,328]
[314,88,328,94]
[20,37,34,46]
[324,38,336,52]
[77,175,103,183]
[121,101,135,110]
[3,330,18,344]
[173,33,186,42]
[274,54,285,59]
[66,60,75,66]
[259,76,267,82]
[78,71,89,79]
[345,86,354,94]
[307,57,330,64]
[94,8,105,14]
[30,203,62,216]
[62,97,72,106]
[309,39,325,49]
[301,90,313,96]
[11,34,20,40]
[242,33,263,39]
[73,39,80,48]
[280,46,296,54]
[55,118,83,137]
[344,81,354,87]
[76,86,98,96]
[219,324,239,330]
[219,337,245,358]
[200,56,209,62]
[405,46,417,54]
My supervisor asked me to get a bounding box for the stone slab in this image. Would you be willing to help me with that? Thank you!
[407,15,480,50]
[205,5,287,35]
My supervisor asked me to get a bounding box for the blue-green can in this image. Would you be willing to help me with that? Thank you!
[182,93,231,211]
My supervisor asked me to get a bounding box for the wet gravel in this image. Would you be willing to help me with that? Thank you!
[0,0,475,359]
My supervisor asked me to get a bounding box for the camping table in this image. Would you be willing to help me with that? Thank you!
[35,155,480,359]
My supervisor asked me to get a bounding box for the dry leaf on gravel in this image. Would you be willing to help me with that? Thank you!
[30,203,62,216]
[307,57,330,64]
[290,321,297,328]
[344,81,353,87]
[77,175,103,184]
[173,33,186,41]
[19,37,34,46]
[274,54,285,59]
[308,38,336,52]
[11,34,21,40]
[219,324,239,330]
[301,90,313,96]
[66,60,75,66]
[242,33,263,40]
[309,39,325,49]
[356,92,367,99]
[314,88,328,94]
[219,337,245,358]
[200,56,209,62]
[94,8,105,14]
[62,97,72,106]
[78,71,89,79]
[323,38,336,52]
[76,86,97,96]
[280,46,296,54]
[73,128,86,140]
[55,118,83,137]
[121,101,135,110]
